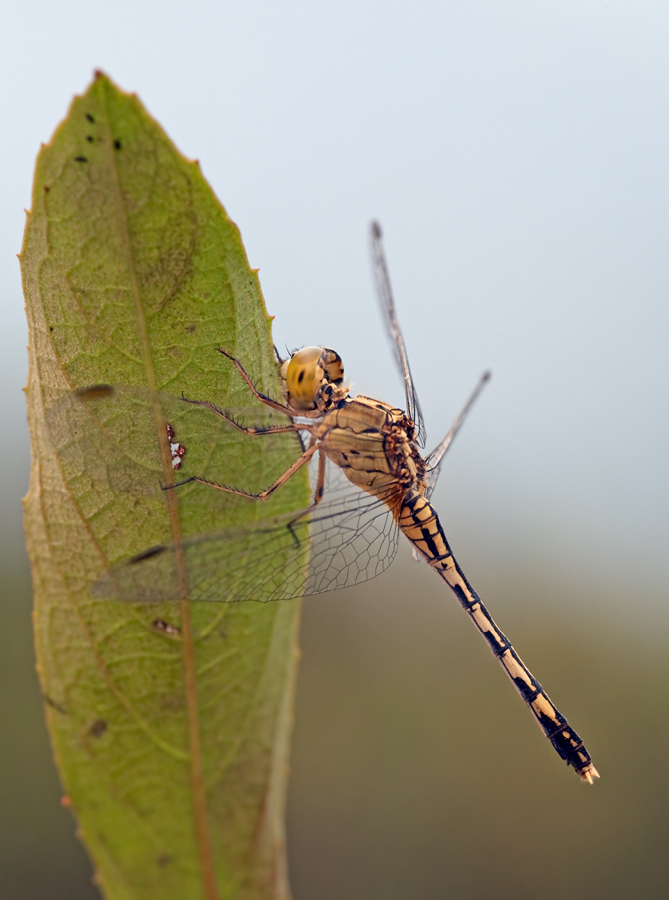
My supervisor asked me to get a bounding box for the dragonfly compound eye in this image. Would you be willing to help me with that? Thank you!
[283,346,325,408]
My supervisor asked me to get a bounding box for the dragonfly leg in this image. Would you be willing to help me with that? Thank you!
[167,440,320,502]
[180,395,311,436]
[314,448,327,504]
[275,445,326,548]
[217,348,295,415]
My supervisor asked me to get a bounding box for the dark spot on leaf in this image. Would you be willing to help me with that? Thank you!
[157,854,172,868]
[86,135,93,143]
[114,139,122,150]
[184,323,197,333]
[49,326,54,332]
[43,694,67,714]
[85,113,95,123]
[74,156,88,163]
[89,719,107,738]
[44,185,50,193]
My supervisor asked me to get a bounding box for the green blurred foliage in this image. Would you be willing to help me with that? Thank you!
[288,552,668,900]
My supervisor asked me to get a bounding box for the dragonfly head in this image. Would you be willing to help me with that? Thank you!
[280,346,348,413]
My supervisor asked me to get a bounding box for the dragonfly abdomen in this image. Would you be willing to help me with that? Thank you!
[397,489,599,784]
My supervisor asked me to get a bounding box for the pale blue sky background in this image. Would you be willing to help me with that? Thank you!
[1,0,667,600]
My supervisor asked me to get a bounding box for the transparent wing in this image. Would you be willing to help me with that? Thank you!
[43,384,305,499]
[44,385,401,604]
[93,484,401,603]
[370,221,427,447]
[423,371,491,500]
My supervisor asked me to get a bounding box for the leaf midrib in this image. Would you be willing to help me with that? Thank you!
[99,81,219,900]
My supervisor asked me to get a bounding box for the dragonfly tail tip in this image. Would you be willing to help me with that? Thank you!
[579,764,600,784]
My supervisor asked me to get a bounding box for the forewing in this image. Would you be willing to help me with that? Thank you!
[43,385,304,506]
[370,222,427,447]
[46,384,401,604]
[93,485,401,603]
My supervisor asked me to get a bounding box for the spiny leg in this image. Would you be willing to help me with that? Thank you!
[167,440,320,502]
[180,395,310,437]
[276,447,329,549]
[314,448,327,504]
[217,348,294,415]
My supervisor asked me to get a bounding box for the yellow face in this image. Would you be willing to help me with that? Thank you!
[280,346,347,412]
[283,346,324,407]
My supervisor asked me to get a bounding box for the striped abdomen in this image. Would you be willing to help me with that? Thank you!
[397,489,598,783]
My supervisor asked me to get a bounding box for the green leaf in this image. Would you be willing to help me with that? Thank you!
[20,72,308,900]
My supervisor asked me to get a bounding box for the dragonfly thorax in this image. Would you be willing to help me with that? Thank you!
[279,346,348,415]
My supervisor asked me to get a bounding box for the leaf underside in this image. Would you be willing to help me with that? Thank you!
[21,72,309,900]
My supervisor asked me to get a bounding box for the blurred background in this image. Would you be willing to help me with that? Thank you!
[1,1,668,898]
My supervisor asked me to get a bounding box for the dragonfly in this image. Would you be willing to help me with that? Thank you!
[85,222,599,784]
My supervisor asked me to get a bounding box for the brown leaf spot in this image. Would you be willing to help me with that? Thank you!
[88,719,107,738]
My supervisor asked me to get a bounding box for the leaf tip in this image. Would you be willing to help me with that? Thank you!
[89,69,123,99]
